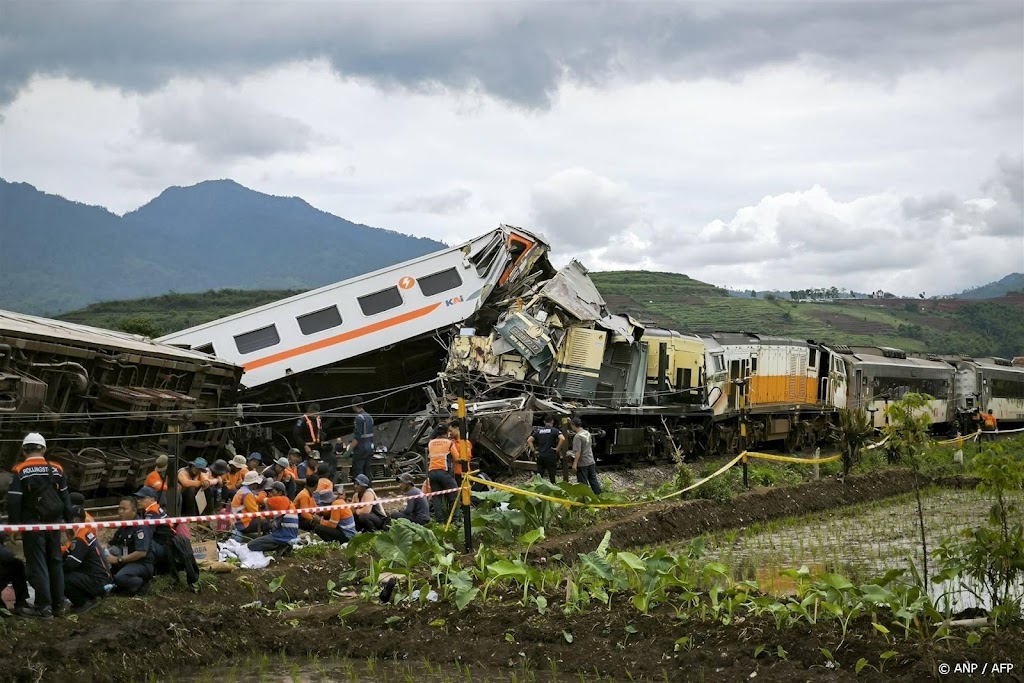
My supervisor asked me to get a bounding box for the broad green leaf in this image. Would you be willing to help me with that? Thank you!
[326,579,336,592]
[534,595,548,615]
[819,647,834,661]
[454,587,479,611]
[337,605,357,620]
[966,632,981,647]
[880,651,897,661]
[596,531,612,558]
[753,645,766,659]
[823,574,854,591]
[872,622,890,636]
[520,527,546,546]
[855,658,868,674]
[563,630,574,643]
[269,575,285,593]
[616,552,647,572]
[625,625,638,634]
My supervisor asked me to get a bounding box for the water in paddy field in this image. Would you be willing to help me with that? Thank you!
[698,488,1024,613]
[182,659,604,683]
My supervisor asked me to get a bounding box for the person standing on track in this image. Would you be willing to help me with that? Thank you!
[6,432,73,619]
[527,415,566,484]
[345,396,375,483]
[568,418,601,495]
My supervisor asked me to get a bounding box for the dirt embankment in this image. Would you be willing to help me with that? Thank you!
[533,469,922,563]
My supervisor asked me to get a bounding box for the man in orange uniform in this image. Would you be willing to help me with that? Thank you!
[143,455,169,502]
[177,458,210,516]
[231,470,265,536]
[311,480,356,543]
[426,425,457,522]
[223,455,249,500]
[448,420,473,481]
[292,475,320,531]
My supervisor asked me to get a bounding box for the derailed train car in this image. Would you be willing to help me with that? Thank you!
[0,311,241,501]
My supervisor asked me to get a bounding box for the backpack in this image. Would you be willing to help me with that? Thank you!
[34,461,65,523]
[169,534,201,588]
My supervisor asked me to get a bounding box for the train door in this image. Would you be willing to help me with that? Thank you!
[817,347,829,403]
[730,359,742,410]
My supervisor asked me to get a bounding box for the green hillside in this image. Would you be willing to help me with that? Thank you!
[56,272,1024,358]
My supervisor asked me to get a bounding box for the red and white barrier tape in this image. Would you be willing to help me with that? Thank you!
[0,488,460,533]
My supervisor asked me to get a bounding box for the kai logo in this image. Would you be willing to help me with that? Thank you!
[398,276,415,290]
[445,296,464,307]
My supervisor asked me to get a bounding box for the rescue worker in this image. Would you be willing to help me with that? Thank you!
[346,396,375,483]
[62,506,111,613]
[0,530,31,616]
[293,474,320,531]
[7,432,73,619]
[426,425,457,522]
[68,492,97,537]
[350,474,387,531]
[569,417,601,495]
[134,486,175,574]
[176,457,210,516]
[247,452,264,472]
[247,483,299,554]
[261,457,293,489]
[527,415,566,484]
[980,409,998,441]
[284,450,302,498]
[143,455,169,503]
[296,450,320,481]
[391,473,430,525]
[223,454,249,500]
[107,497,155,596]
[232,470,265,536]
[448,420,472,482]
[298,402,340,479]
[207,459,230,510]
[311,480,356,543]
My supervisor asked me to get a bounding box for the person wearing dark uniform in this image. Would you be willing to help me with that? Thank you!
[135,486,175,574]
[7,432,73,619]
[527,415,566,484]
[391,473,431,525]
[0,530,31,615]
[346,396,375,483]
[107,498,155,596]
[62,506,111,613]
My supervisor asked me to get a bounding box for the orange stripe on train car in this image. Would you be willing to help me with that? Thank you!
[243,303,442,371]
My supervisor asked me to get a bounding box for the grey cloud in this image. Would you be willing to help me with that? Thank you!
[137,91,317,160]
[529,168,645,251]
[900,193,961,221]
[1,2,1020,107]
[391,187,472,215]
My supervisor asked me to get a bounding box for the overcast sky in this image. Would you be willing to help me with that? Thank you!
[1,1,1022,295]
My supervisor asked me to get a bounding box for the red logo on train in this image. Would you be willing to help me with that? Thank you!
[399,276,415,290]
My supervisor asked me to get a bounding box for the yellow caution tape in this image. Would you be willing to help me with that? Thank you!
[744,451,842,465]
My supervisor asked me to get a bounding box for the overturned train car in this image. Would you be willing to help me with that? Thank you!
[0,310,241,501]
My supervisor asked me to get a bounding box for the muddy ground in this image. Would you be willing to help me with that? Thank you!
[2,554,1021,683]
[3,469,1020,682]
[533,469,923,564]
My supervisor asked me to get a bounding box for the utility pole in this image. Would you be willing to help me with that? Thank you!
[166,422,182,516]
[736,378,749,489]
[455,378,472,553]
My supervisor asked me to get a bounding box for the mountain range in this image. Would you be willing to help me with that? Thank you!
[0,179,445,315]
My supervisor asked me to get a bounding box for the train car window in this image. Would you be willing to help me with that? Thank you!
[358,286,403,316]
[296,306,343,336]
[991,378,1024,399]
[682,368,692,388]
[751,358,757,374]
[234,325,281,355]
[808,348,817,368]
[194,342,215,355]
[872,376,949,399]
[712,354,725,373]
[418,267,463,297]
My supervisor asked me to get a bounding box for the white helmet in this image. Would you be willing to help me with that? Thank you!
[22,432,46,449]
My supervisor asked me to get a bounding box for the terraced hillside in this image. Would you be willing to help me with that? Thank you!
[591,271,1024,358]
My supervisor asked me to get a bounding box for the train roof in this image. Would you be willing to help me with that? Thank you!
[158,224,547,341]
[702,332,809,347]
[0,309,239,368]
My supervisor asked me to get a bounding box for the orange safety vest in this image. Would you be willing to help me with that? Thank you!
[144,469,167,492]
[231,489,260,527]
[452,438,473,476]
[304,415,322,446]
[428,438,454,472]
